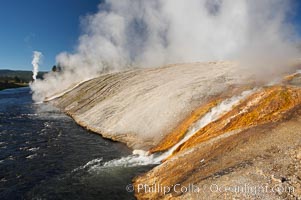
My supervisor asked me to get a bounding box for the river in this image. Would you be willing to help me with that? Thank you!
[0,87,153,200]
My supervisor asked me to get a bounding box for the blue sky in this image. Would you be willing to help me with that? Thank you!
[0,0,100,71]
[0,0,301,71]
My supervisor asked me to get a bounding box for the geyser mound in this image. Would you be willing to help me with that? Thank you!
[51,62,254,149]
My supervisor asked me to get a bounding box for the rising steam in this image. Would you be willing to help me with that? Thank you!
[31,51,42,81]
[31,0,300,101]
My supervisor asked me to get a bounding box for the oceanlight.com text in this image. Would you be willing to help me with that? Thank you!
[126,183,294,196]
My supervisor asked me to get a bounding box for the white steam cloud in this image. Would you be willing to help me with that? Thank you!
[31,51,42,81]
[31,0,300,101]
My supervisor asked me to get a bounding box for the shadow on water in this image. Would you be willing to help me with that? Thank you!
[0,88,155,200]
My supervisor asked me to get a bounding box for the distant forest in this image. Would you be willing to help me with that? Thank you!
[0,70,46,83]
[0,70,47,90]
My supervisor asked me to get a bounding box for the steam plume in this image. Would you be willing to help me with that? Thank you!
[31,51,42,81]
[31,0,300,101]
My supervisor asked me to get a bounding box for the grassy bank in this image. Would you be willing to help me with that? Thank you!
[0,69,46,91]
[0,82,28,91]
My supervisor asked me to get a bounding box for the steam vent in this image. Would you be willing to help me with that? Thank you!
[48,62,301,199]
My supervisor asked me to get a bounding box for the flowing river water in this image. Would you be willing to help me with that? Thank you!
[0,87,154,200]
[0,85,259,199]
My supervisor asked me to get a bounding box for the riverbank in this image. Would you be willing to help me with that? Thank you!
[0,82,28,91]
[0,69,46,91]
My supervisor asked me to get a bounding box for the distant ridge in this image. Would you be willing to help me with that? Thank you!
[0,69,47,82]
[0,69,47,90]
